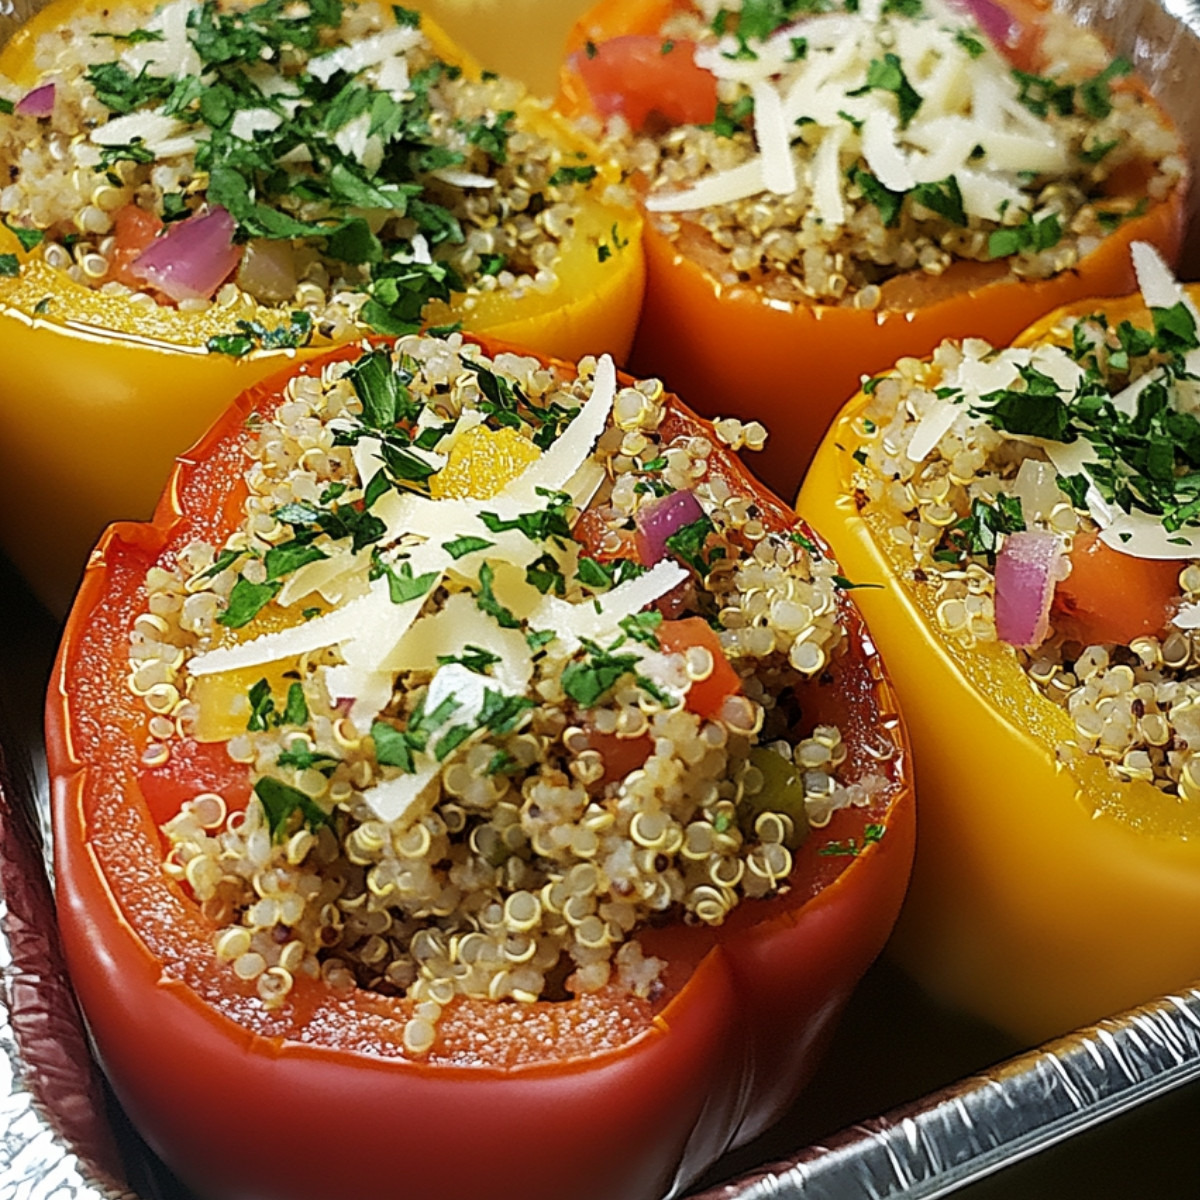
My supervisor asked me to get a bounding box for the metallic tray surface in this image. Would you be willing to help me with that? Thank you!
[1,1,1200,1197]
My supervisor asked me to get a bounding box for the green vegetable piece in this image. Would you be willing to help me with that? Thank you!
[747,747,810,850]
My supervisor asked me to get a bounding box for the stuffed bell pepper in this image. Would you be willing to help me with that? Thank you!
[800,241,1200,1044]
[48,333,913,1200]
[0,0,642,613]
[558,0,1187,498]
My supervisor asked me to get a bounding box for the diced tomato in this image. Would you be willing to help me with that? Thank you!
[106,204,163,290]
[573,508,642,563]
[654,580,691,621]
[581,725,654,785]
[1052,529,1179,645]
[138,737,249,827]
[980,0,1049,72]
[570,36,718,133]
[659,616,740,719]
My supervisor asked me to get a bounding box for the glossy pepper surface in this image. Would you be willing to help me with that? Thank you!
[798,289,1200,1045]
[48,334,913,1200]
[558,0,1187,501]
[0,0,643,615]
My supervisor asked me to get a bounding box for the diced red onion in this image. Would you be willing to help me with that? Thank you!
[15,82,55,118]
[635,489,705,565]
[994,530,1064,649]
[129,206,242,302]
[950,0,1020,51]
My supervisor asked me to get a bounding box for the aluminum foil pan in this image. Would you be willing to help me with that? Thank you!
[2,0,1200,1197]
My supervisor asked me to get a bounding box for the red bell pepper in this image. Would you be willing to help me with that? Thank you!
[47,337,913,1200]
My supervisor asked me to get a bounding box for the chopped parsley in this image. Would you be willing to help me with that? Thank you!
[92,28,165,44]
[909,176,965,226]
[479,491,573,545]
[207,312,315,358]
[1012,68,1076,119]
[376,556,440,604]
[704,94,755,139]
[477,688,535,735]
[73,0,553,337]
[619,610,664,648]
[246,679,309,733]
[849,166,903,228]
[969,304,1200,538]
[1079,56,1132,120]
[562,639,661,708]
[464,110,515,165]
[372,692,461,773]
[955,29,985,58]
[255,776,329,838]
[475,561,520,628]
[276,742,340,774]
[217,575,281,628]
[525,553,567,596]
[576,555,646,590]
[596,222,630,264]
[665,514,717,575]
[346,348,418,430]
[1079,137,1119,164]
[0,254,19,277]
[264,537,327,581]
[974,364,1072,441]
[549,164,599,187]
[945,494,1026,565]
[818,822,885,857]
[987,212,1062,260]
[849,53,922,126]
[437,645,502,673]
[97,141,156,170]
[443,535,495,560]
[275,496,386,554]
[525,627,556,652]
[2,222,44,252]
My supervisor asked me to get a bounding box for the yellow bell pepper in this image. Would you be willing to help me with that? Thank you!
[415,0,596,96]
[0,0,643,614]
[798,287,1200,1045]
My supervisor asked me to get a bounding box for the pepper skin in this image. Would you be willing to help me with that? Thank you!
[47,337,913,1200]
[558,0,1187,501]
[0,0,644,615]
[798,289,1200,1046]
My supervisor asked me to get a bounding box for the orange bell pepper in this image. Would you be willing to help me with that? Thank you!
[558,0,1187,501]
[48,334,913,1200]
[798,286,1200,1044]
[0,0,643,614]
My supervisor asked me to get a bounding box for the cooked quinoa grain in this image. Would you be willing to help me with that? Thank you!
[129,333,884,1053]
[0,0,620,346]
[852,246,1200,798]
[581,0,1184,305]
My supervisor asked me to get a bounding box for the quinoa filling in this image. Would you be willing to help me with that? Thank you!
[853,242,1200,798]
[584,0,1184,306]
[0,0,614,349]
[128,335,884,1056]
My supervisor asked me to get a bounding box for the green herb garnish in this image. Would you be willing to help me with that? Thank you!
[255,776,329,838]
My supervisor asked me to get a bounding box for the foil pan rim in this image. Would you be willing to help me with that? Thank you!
[690,985,1200,1199]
